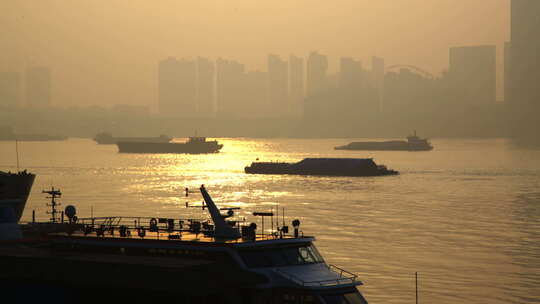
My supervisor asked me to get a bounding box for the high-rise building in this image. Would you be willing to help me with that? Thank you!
[158,57,182,115]
[372,56,385,110]
[177,59,197,116]
[509,0,540,109]
[0,72,20,107]
[216,58,245,117]
[504,42,511,103]
[306,52,328,97]
[25,67,51,108]
[267,54,288,116]
[448,45,496,106]
[339,57,363,89]
[158,57,197,116]
[197,57,215,116]
[244,70,268,117]
[289,55,304,117]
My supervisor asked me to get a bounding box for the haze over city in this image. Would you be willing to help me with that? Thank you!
[2,0,509,107]
[1,2,540,303]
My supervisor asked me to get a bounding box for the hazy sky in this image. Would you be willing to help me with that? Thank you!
[0,0,509,108]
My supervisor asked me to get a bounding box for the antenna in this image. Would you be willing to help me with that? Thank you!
[43,187,62,223]
[15,140,20,171]
[415,272,419,304]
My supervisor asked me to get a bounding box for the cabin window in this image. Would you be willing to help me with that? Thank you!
[321,295,347,304]
[240,244,324,268]
[343,292,367,304]
[322,292,367,304]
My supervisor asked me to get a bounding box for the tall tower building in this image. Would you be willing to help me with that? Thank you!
[267,54,288,116]
[25,67,51,108]
[504,42,511,103]
[372,56,385,110]
[176,59,197,116]
[449,45,496,106]
[197,57,215,116]
[216,58,245,117]
[244,70,268,117]
[0,72,20,107]
[339,57,363,90]
[289,55,304,117]
[306,52,328,97]
[509,0,540,109]
[158,57,182,115]
[158,57,197,117]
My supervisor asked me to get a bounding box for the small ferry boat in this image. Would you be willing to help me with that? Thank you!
[93,132,171,145]
[4,185,369,303]
[117,136,223,154]
[0,170,35,221]
[335,131,433,151]
[245,158,398,177]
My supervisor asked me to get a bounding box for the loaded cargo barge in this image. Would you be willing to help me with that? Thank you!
[245,158,398,177]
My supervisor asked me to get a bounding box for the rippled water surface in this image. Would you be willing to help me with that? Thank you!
[1,138,539,303]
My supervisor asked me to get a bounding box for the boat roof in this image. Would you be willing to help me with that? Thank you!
[297,158,375,165]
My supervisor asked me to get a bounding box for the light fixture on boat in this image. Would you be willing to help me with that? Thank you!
[64,205,77,224]
[292,219,301,238]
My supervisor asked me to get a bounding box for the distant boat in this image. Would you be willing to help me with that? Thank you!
[94,132,171,145]
[335,131,433,151]
[0,126,67,142]
[245,158,398,177]
[117,137,223,154]
[0,170,35,221]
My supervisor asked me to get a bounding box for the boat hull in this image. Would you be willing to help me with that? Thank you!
[95,137,171,145]
[117,142,223,154]
[335,141,433,151]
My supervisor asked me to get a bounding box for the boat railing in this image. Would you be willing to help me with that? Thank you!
[275,264,358,287]
[24,216,305,243]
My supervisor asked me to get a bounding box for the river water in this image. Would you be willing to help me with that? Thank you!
[1,138,539,303]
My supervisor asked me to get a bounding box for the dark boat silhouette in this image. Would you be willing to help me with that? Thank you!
[1,185,369,302]
[94,132,171,144]
[117,137,223,154]
[335,131,433,151]
[0,170,35,221]
[245,158,398,177]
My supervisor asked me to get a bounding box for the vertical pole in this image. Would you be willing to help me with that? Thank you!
[15,140,20,171]
[61,211,64,224]
[276,204,279,229]
[415,272,418,304]
[32,210,35,224]
[271,208,274,235]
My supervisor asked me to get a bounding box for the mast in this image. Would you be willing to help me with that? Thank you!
[199,185,241,239]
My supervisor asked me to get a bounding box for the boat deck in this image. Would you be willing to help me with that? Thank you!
[22,215,309,246]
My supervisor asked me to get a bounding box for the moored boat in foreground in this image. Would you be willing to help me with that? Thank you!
[335,131,433,151]
[245,158,398,177]
[4,185,368,303]
[117,136,223,154]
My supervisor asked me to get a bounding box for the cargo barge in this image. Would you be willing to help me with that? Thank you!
[245,158,398,177]
[93,132,171,145]
[335,132,433,151]
[117,137,223,154]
